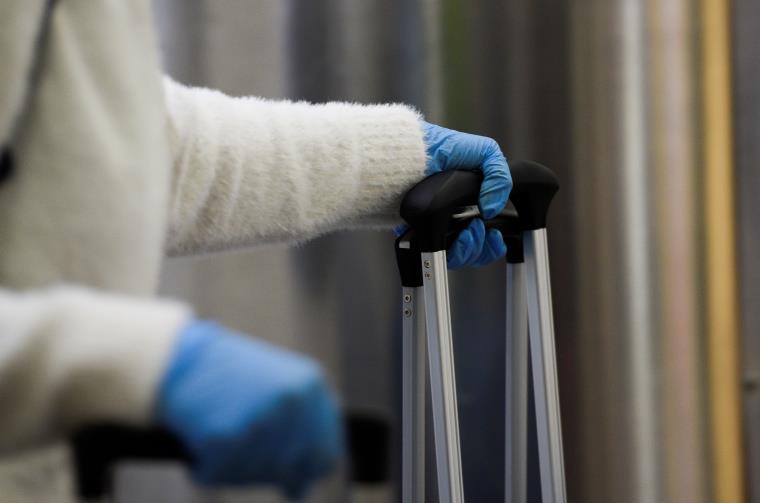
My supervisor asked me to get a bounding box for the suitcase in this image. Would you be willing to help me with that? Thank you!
[72,161,564,503]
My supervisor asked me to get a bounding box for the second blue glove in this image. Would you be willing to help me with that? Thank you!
[155,321,343,499]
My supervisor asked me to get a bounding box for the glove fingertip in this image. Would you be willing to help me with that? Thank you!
[447,249,465,270]
[393,224,409,238]
[447,231,472,269]
[488,228,507,257]
[447,259,463,270]
[460,220,487,267]
[466,221,486,262]
[479,190,509,219]
[471,229,507,267]
[491,232,509,264]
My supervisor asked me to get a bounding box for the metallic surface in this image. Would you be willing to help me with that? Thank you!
[618,2,658,501]
[505,263,528,503]
[701,0,745,501]
[421,251,465,503]
[402,286,426,503]
[734,0,760,501]
[568,1,721,501]
[524,230,566,503]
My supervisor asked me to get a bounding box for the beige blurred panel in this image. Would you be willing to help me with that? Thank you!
[570,1,711,502]
[202,1,287,98]
[570,1,655,501]
[701,0,746,501]
[158,0,342,418]
[647,2,708,503]
[420,0,443,121]
[161,250,315,358]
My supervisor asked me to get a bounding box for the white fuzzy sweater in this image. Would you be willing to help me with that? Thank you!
[0,0,426,500]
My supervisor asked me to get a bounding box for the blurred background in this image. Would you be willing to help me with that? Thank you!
[148,0,759,502]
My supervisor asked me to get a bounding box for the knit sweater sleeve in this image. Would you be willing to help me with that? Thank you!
[0,286,190,453]
[162,77,427,255]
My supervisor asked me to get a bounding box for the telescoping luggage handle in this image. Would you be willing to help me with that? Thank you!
[493,162,565,503]
[71,413,390,501]
[397,160,563,503]
[400,160,559,247]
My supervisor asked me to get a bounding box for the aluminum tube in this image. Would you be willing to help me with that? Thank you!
[524,230,566,503]
[402,286,426,503]
[421,251,465,503]
[505,263,528,503]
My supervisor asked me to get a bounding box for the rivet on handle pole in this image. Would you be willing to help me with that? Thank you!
[396,234,427,503]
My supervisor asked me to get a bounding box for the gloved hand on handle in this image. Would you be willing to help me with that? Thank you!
[404,121,513,269]
[155,320,343,500]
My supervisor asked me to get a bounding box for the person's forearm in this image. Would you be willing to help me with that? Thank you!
[0,286,189,453]
[163,77,427,256]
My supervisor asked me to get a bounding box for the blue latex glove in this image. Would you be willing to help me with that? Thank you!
[402,122,512,269]
[155,320,343,499]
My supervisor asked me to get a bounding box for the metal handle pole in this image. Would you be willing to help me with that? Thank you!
[506,263,529,503]
[421,251,465,503]
[524,229,566,503]
[402,286,426,503]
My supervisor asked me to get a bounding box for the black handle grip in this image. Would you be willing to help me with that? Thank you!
[400,170,483,252]
[71,424,192,500]
[485,204,519,233]
[486,205,524,263]
[71,413,391,499]
[399,161,558,252]
[508,160,559,231]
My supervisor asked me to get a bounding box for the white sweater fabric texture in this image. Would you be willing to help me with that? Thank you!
[0,1,427,501]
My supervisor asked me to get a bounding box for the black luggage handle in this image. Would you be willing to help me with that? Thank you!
[71,425,191,499]
[486,203,524,264]
[399,160,559,252]
[71,413,390,499]
[507,160,559,231]
[400,170,483,252]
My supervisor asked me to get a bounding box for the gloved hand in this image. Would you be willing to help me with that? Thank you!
[416,121,512,269]
[155,320,343,499]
